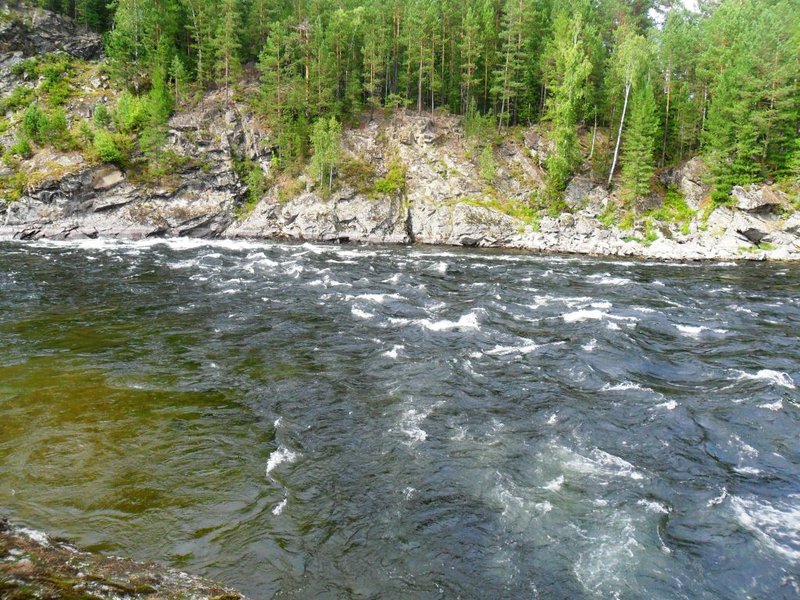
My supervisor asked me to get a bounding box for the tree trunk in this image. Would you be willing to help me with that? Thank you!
[418,41,424,113]
[660,64,671,167]
[589,110,597,159]
[608,79,630,188]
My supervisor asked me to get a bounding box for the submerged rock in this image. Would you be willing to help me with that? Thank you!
[0,518,246,600]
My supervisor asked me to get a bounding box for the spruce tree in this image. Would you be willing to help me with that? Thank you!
[542,10,592,196]
[621,81,659,203]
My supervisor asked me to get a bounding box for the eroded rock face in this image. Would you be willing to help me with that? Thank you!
[660,157,709,210]
[1,71,798,261]
[731,184,788,213]
[227,190,410,244]
[412,200,518,247]
[0,6,103,60]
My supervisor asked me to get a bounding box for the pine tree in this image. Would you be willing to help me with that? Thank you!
[180,0,215,86]
[492,0,529,128]
[214,0,242,101]
[459,6,481,113]
[363,7,388,116]
[106,0,157,91]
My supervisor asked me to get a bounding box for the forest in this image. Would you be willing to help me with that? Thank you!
[10,0,800,203]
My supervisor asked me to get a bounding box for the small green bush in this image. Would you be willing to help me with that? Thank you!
[648,188,695,232]
[9,135,32,159]
[0,171,29,201]
[44,80,71,106]
[22,102,47,143]
[113,92,149,134]
[235,160,268,217]
[93,103,112,128]
[373,160,406,196]
[93,129,123,164]
[77,120,95,148]
[464,98,497,141]
[340,156,377,194]
[619,210,635,230]
[10,57,38,78]
[45,107,70,145]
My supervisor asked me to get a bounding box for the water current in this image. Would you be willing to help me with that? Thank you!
[0,239,798,599]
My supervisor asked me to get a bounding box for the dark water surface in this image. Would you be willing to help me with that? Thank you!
[1,239,798,599]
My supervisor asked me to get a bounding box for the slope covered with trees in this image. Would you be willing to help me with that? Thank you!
[7,0,800,208]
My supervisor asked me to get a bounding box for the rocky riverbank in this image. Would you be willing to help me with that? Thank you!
[0,518,246,600]
[1,6,798,261]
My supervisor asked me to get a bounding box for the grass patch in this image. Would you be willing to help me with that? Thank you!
[0,85,35,113]
[126,149,193,187]
[648,187,695,233]
[460,195,540,228]
[372,159,406,197]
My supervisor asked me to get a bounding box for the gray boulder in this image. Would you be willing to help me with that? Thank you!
[732,185,787,213]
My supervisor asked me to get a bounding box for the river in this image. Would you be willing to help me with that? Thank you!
[1,239,798,599]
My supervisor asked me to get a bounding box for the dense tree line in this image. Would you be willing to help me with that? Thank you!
[19,0,800,202]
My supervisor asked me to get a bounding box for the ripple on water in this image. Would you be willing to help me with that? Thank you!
[1,240,799,599]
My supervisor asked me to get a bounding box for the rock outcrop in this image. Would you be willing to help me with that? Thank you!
[0,4,103,60]
[660,157,709,210]
[1,91,261,240]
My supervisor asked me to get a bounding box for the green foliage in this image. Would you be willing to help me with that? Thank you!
[39,54,73,106]
[463,99,496,140]
[373,160,406,196]
[701,0,799,200]
[340,156,377,194]
[21,0,798,198]
[234,159,268,217]
[0,170,29,201]
[461,195,540,228]
[542,10,592,196]
[0,85,35,113]
[309,116,342,191]
[648,188,695,231]
[9,135,33,159]
[479,146,496,183]
[45,107,72,150]
[113,92,149,134]
[621,83,659,202]
[22,103,48,144]
[11,57,38,78]
[93,129,124,164]
[93,104,112,128]
[276,177,305,204]
[597,203,618,228]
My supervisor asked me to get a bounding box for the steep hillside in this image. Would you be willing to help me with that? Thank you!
[0,6,798,260]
